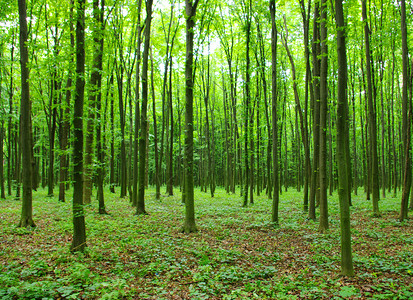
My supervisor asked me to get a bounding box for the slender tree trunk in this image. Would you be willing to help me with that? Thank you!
[310,0,320,220]
[167,60,174,196]
[299,0,312,211]
[362,0,380,216]
[270,0,279,225]
[132,0,143,207]
[17,0,34,228]
[0,50,4,199]
[71,0,86,252]
[7,31,14,197]
[400,0,411,221]
[136,0,152,215]
[59,1,75,201]
[93,0,107,215]
[335,0,354,277]
[150,47,160,199]
[350,61,358,196]
[242,0,252,207]
[318,0,328,233]
[182,0,199,233]
[109,74,116,193]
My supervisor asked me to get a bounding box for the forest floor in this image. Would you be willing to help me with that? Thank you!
[0,186,412,299]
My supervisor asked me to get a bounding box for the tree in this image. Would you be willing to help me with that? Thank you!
[58,0,74,203]
[270,0,279,225]
[17,0,34,228]
[71,0,87,252]
[309,0,320,221]
[94,0,107,215]
[362,0,380,217]
[136,0,153,215]
[399,0,411,221]
[335,0,354,276]
[132,0,143,207]
[182,0,200,234]
[318,0,328,233]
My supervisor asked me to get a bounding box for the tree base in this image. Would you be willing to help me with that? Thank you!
[135,210,148,216]
[70,241,86,253]
[181,223,198,234]
[99,209,109,215]
[18,217,35,228]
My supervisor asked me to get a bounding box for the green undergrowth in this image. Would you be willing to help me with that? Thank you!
[0,187,412,299]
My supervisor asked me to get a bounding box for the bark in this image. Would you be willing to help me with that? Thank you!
[71,0,86,252]
[299,0,312,211]
[150,46,160,200]
[335,0,354,276]
[362,0,380,216]
[241,0,252,207]
[132,0,143,207]
[182,0,200,234]
[93,0,107,215]
[59,0,73,202]
[136,0,153,215]
[0,50,4,199]
[318,0,328,233]
[400,0,411,221]
[17,0,35,228]
[7,31,14,196]
[270,0,279,225]
[109,74,115,193]
[310,0,320,220]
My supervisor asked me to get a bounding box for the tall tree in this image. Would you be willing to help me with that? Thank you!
[132,0,143,208]
[270,0,279,225]
[182,0,200,233]
[94,0,107,215]
[335,0,354,276]
[400,0,411,221]
[362,0,380,216]
[150,46,160,200]
[318,0,328,233]
[59,0,74,202]
[242,0,252,207]
[309,0,320,220]
[71,0,87,252]
[136,0,153,215]
[17,0,35,228]
[298,0,312,212]
[0,47,5,200]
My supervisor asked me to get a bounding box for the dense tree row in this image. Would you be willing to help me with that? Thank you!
[1,0,412,276]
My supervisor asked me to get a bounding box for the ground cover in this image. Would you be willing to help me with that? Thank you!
[0,187,412,299]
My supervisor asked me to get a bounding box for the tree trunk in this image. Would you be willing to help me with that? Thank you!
[109,74,116,193]
[58,0,75,200]
[309,0,320,220]
[17,0,34,228]
[318,0,329,233]
[93,0,107,215]
[400,0,411,221]
[182,0,200,234]
[132,0,143,208]
[362,0,380,216]
[136,0,152,215]
[270,0,279,225]
[335,0,354,277]
[150,46,160,200]
[71,0,86,252]
[7,31,14,197]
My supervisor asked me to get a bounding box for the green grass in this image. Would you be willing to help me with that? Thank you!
[0,186,412,299]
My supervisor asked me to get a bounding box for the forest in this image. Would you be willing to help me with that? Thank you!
[0,0,412,298]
